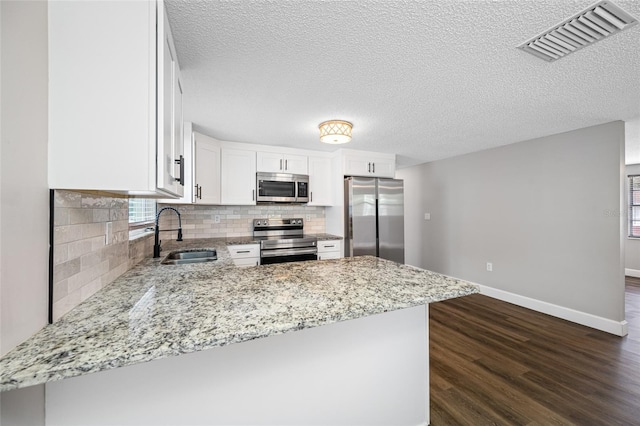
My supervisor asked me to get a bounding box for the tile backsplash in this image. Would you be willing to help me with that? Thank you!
[157,204,326,240]
[52,190,131,321]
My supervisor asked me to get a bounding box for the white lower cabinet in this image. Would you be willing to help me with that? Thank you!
[228,244,260,267]
[317,240,342,260]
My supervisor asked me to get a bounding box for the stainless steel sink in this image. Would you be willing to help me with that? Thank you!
[161,249,217,265]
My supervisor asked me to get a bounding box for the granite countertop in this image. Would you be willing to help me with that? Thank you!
[0,238,477,392]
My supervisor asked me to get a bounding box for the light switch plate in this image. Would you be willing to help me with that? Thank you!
[424,213,431,220]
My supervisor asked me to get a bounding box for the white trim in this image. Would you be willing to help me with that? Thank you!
[478,284,628,337]
[625,268,640,278]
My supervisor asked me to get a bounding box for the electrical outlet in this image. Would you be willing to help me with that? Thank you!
[214,215,221,224]
[486,262,493,272]
[306,214,312,221]
[105,222,112,245]
[424,213,431,220]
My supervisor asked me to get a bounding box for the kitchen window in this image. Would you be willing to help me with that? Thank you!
[630,175,640,238]
[129,199,156,226]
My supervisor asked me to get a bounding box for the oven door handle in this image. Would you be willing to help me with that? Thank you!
[260,247,318,257]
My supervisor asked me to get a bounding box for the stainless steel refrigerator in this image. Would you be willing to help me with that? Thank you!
[344,177,404,263]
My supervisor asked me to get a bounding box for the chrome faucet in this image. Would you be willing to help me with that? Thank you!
[154,207,183,258]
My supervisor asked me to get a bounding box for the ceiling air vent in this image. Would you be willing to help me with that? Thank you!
[518,0,638,62]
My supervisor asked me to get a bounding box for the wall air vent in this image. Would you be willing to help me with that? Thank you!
[518,0,637,62]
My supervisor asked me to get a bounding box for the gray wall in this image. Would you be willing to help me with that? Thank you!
[625,163,640,272]
[0,1,49,423]
[397,122,625,322]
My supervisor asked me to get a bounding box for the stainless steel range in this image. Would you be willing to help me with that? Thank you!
[253,218,317,265]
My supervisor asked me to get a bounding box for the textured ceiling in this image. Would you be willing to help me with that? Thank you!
[165,0,640,167]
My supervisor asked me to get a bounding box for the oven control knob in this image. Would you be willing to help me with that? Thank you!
[256,220,261,226]
[298,219,302,224]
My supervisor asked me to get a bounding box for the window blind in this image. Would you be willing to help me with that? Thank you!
[630,175,640,237]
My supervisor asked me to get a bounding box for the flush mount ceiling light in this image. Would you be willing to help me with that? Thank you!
[318,120,353,144]
[518,0,637,62]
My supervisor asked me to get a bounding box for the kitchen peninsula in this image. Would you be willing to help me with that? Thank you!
[0,239,478,425]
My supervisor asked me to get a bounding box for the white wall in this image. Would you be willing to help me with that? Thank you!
[398,122,625,333]
[0,0,49,423]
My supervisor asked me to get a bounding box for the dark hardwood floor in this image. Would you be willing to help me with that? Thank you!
[429,278,640,425]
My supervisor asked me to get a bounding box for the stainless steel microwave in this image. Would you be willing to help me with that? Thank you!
[256,172,309,203]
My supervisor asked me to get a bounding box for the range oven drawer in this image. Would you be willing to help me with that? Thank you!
[260,251,318,265]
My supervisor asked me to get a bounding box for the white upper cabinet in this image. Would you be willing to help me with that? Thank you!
[307,156,333,206]
[158,8,184,197]
[221,148,257,205]
[48,0,184,197]
[342,150,395,178]
[194,132,221,205]
[257,152,308,175]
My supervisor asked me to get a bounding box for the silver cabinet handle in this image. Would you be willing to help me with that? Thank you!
[285,159,288,170]
[310,192,313,202]
[280,159,283,170]
[236,250,250,254]
[372,162,375,173]
[324,245,335,248]
[368,162,371,172]
[252,189,255,201]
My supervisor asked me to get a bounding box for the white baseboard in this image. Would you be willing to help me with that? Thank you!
[478,284,628,337]
[625,268,640,278]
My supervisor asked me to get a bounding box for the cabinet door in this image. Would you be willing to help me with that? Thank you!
[221,148,257,205]
[308,156,333,206]
[172,71,185,196]
[343,153,395,178]
[343,155,371,176]
[156,8,182,196]
[194,133,221,205]
[283,154,308,174]
[369,158,395,178]
[256,152,284,173]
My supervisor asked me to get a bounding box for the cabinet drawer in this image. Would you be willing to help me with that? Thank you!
[318,251,342,261]
[233,257,260,268]
[227,244,260,259]
[318,240,341,252]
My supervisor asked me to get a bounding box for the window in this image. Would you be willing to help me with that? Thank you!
[630,175,640,238]
[129,199,156,225]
